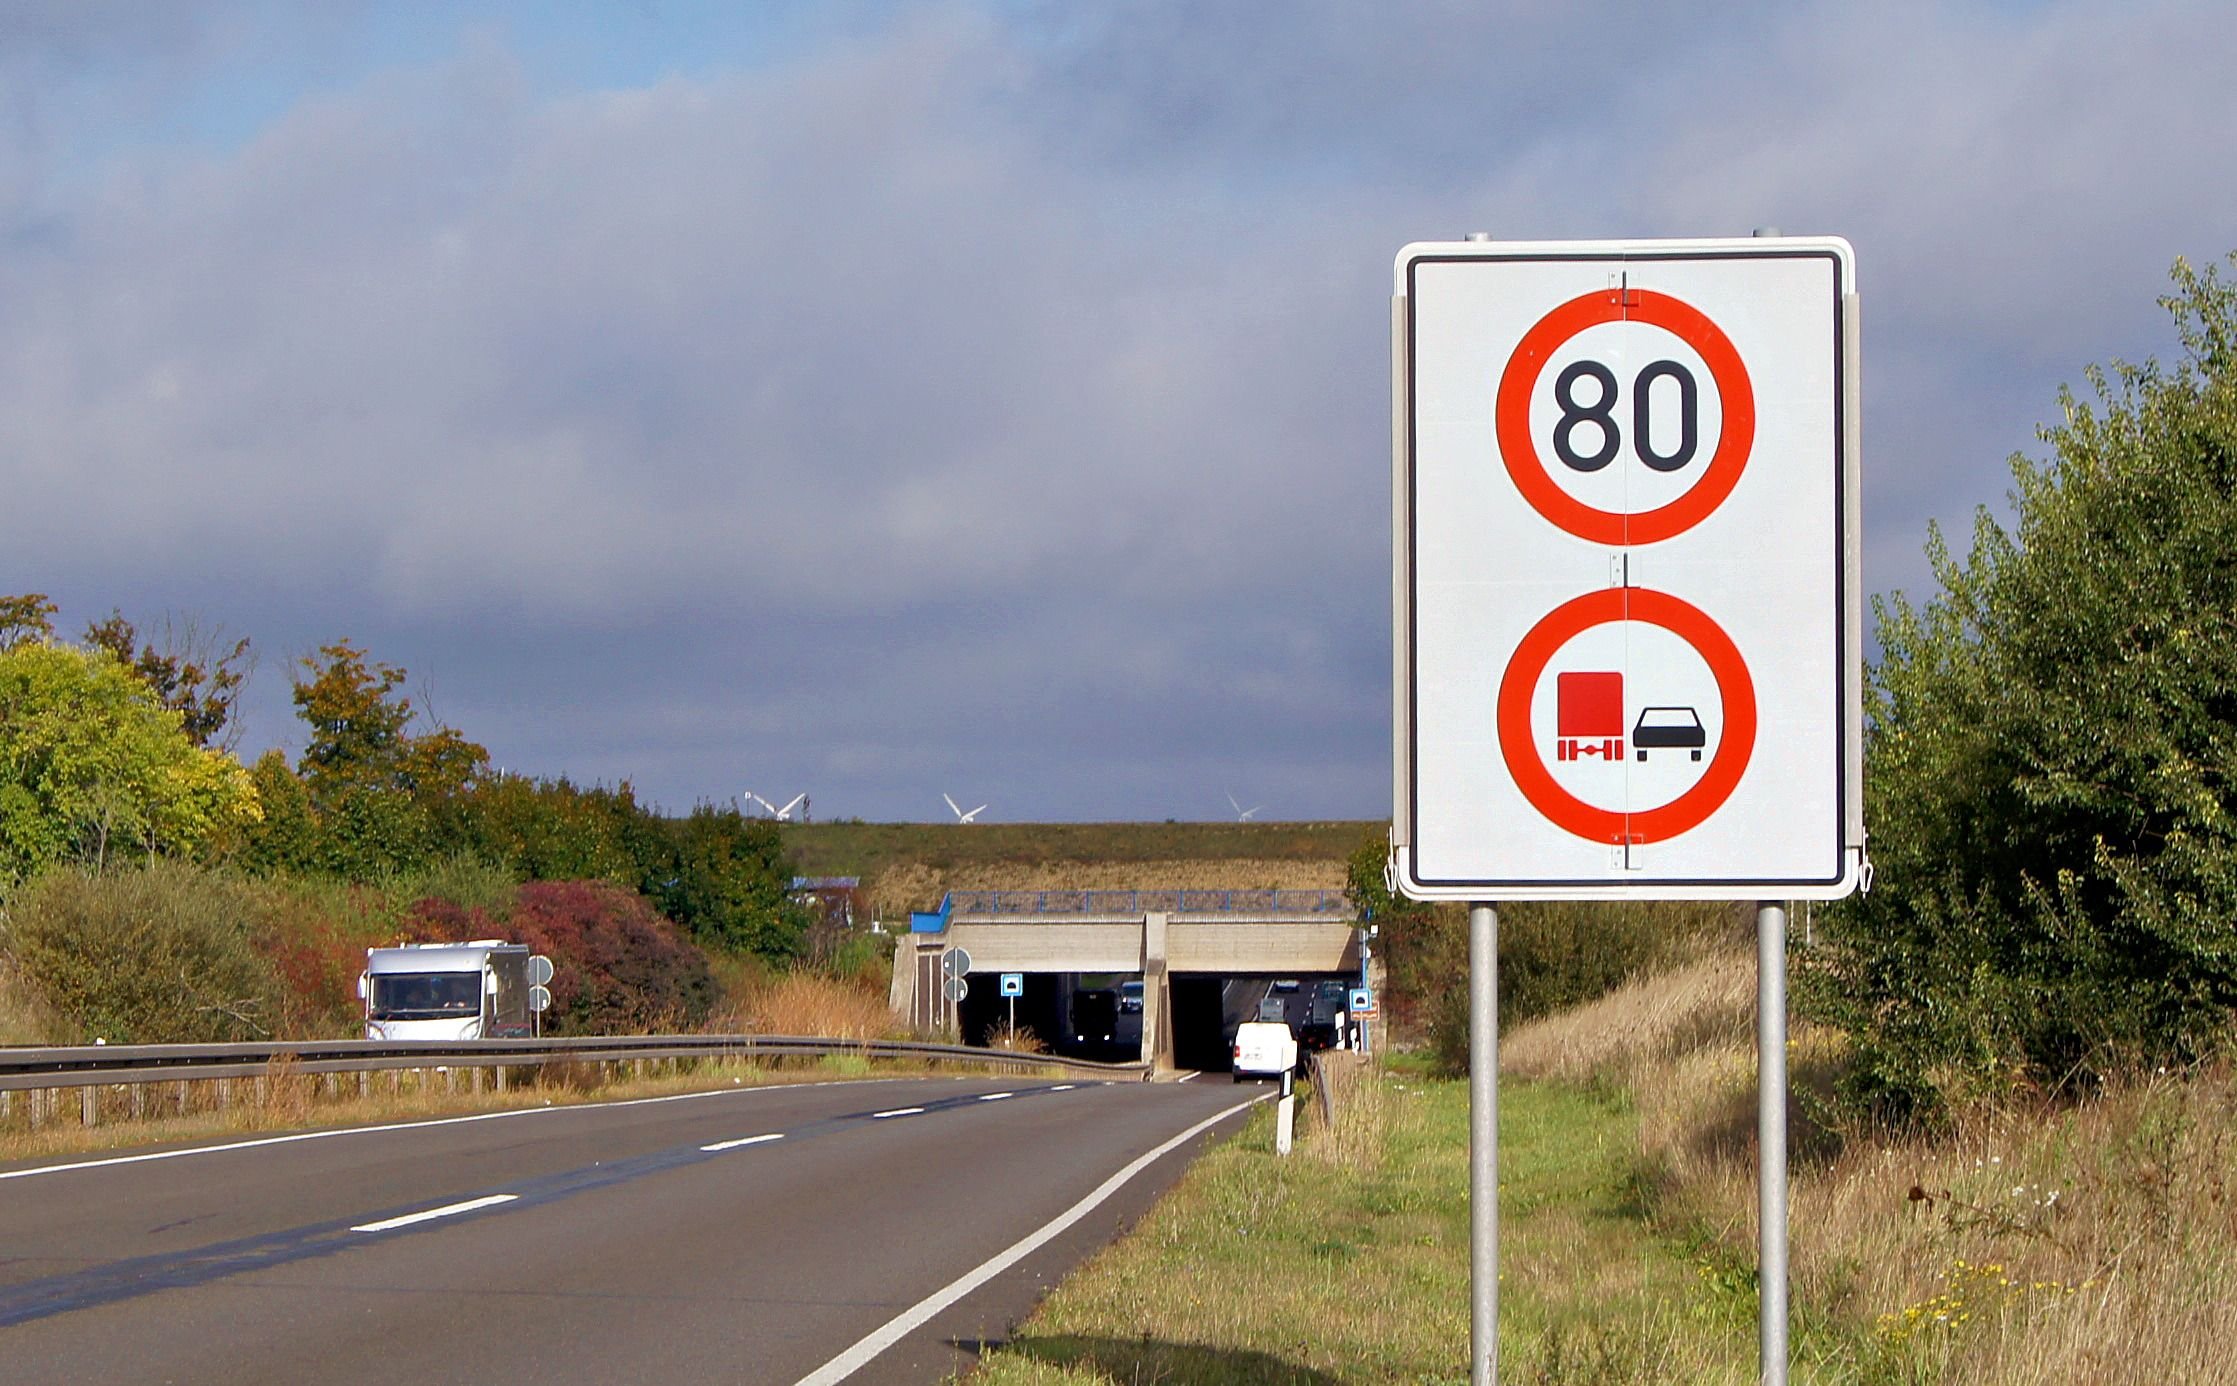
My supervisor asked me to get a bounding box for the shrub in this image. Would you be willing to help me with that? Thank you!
[1805,256,2237,1120]
[4,861,293,1042]
[409,881,715,1034]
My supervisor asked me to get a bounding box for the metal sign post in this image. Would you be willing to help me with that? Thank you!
[1470,903,1498,1386]
[1391,233,1864,1386]
[1759,902,1789,1380]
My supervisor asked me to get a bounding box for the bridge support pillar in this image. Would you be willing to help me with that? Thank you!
[1140,911,1175,1073]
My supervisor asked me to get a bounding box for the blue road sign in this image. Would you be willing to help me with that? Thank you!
[999,972,1024,998]
[1349,987,1373,1013]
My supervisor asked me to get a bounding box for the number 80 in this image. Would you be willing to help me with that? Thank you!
[1550,359,1700,474]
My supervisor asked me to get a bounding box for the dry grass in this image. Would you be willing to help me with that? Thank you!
[710,968,900,1040]
[1501,942,2237,1383]
[1303,1051,1387,1174]
[0,955,67,1046]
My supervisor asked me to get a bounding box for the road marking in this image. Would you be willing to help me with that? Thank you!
[700,1133,786,1152]
[871,1107,925,1119]
[793,1094,1266,1386]
[0,1078,884,1184]
[1050,1084,1075,1092]
[351,1193,518,1233]
[1175,1071,1199,1084]
[976,1092,1013,1102]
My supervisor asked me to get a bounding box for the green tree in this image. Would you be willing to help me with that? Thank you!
[1806,255,2237,1119]
[0,593,57,652]
[643,803,810,960]
[251,640,490,879]
[0,641,261,887]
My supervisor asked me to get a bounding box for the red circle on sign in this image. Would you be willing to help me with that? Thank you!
[1493,289,1755,546]
[1495,587,1757,845]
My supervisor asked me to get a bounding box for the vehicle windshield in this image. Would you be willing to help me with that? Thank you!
[369,972,482,1021]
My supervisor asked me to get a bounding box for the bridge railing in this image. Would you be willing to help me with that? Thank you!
[944,888,1351,917]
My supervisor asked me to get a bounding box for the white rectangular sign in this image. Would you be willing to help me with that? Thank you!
[1393,237,1863,900]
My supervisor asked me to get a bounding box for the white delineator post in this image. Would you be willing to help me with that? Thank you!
[1758,901,1789,1385]
[1470,902,1498,1385]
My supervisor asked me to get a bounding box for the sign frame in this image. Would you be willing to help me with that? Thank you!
[998,972,1024,998]
[1391,236,1865,902]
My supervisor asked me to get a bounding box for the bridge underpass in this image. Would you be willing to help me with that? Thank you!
[890,890,1382,1073]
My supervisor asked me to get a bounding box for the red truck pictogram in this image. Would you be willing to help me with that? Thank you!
[1555,671,1625,763]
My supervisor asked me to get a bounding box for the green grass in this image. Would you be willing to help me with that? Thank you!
[782,820,1377,881]
[967,1075,1767,1385]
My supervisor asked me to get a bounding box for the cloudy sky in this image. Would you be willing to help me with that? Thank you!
[4,1,2232,822]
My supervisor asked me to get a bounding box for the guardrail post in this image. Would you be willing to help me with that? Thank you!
[131,1082,146,1121]
[496,1064,508,1093]
[82,1086,98,1128]
[1,1090,11,1124]
[471,1066,484,1096]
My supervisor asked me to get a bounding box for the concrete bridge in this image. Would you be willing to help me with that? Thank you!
[889,889,1379,1072]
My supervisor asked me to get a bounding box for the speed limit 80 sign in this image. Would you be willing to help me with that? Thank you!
[1392,237,1863,900]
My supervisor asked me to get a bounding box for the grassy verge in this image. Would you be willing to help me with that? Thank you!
[1507,949,2237,1384]
[968,1066,1764,1384]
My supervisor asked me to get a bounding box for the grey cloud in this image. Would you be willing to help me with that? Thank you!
[4,3,2231,819]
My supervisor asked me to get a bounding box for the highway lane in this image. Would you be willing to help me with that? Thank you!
[0,1075,1260,1384]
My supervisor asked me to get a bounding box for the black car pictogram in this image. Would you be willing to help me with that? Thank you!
[1633,706,1706,761]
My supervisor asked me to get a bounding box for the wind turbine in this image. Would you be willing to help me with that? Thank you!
[1226,791,1262,822]
[751,792,808,821]
[943,793,987,824]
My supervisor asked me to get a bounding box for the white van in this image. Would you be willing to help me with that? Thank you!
[1230,1020,1299,1082]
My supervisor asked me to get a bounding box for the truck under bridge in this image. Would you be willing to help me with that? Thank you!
[889,889,1381,1072]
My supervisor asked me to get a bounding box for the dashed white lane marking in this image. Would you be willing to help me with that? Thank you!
[1050,1084,1075,1092]
[351,1193,518,1233]
[976,1092,1013,1102]
[1175,1071,1200,1084]
[871,1107,925,1119]
[0,1078,877,1183]
[793,1094,1267,1386]
[701,1133,786,1152]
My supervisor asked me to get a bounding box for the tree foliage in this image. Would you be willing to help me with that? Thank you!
[83,610,252,750]
[1806,255,2237,1119]
[0,641,260,888]
[0,593,57,652]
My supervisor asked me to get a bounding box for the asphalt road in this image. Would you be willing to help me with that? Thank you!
[0,1075,1261,1384]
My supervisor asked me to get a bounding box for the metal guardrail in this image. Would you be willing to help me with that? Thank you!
[945,888,1351,916]
[0,1034,1149,1094]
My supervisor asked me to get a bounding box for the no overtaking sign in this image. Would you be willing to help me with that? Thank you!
[1392,237,1864,901]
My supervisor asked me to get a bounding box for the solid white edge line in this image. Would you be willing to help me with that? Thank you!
[351,1193,518,1233]
[871,1107,925,1119]
[976,1092,1013,1102]
[701,1133,786,1153]
[792,1094,1267,1386]
[0,1077,892,1183]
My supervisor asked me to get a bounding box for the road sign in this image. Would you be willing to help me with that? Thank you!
[941,947,972,979]
[528,985,552,1013]
[1349,987,1373,1015]
[1393,236,1863,900]
[528,955,554,987]
[946,976,969,1003]
[998,973,1024,998]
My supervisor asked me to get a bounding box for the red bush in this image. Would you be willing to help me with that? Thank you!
[406,882,713,1035]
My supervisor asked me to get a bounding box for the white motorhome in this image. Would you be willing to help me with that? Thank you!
[359,941,545,1041]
